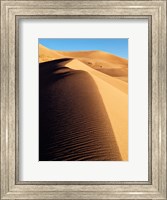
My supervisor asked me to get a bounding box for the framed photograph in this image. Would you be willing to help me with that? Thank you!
[0,0,166,199]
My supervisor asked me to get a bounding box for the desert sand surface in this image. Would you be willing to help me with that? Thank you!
[65,59,128,160]
[39,44,63,63]
[39,59,122,161]
[39,44,128,161]
[39,44,128,82]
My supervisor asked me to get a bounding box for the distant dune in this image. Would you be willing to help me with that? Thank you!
[57,49,128,66]
[39,44,63,63]
[39,44,128,161]
[39,44,128,81]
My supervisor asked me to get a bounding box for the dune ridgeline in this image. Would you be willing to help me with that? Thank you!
[39,44,128,161]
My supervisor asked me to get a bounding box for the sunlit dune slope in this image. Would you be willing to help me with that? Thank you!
[65,59,128,160]
[66,59,128,94]
[39,44,128,81]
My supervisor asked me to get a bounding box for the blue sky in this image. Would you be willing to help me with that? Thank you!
[39,38,128,59]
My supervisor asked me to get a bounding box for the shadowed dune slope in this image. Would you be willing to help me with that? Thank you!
[39,59,122,161]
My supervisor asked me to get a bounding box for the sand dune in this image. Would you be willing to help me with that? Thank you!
[39,44,64,63]
[116,76,128,82]
[39,44,128,81]
[58,50,128,66]
[65,59,128,160]
[76,57,128,80]
[39,59,122,161]
[66,59,128,94]
[39,44,128,161]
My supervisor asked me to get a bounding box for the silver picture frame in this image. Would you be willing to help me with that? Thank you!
[0,0,166,199]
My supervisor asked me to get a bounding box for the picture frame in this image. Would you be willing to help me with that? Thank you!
[0,0,166,199]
